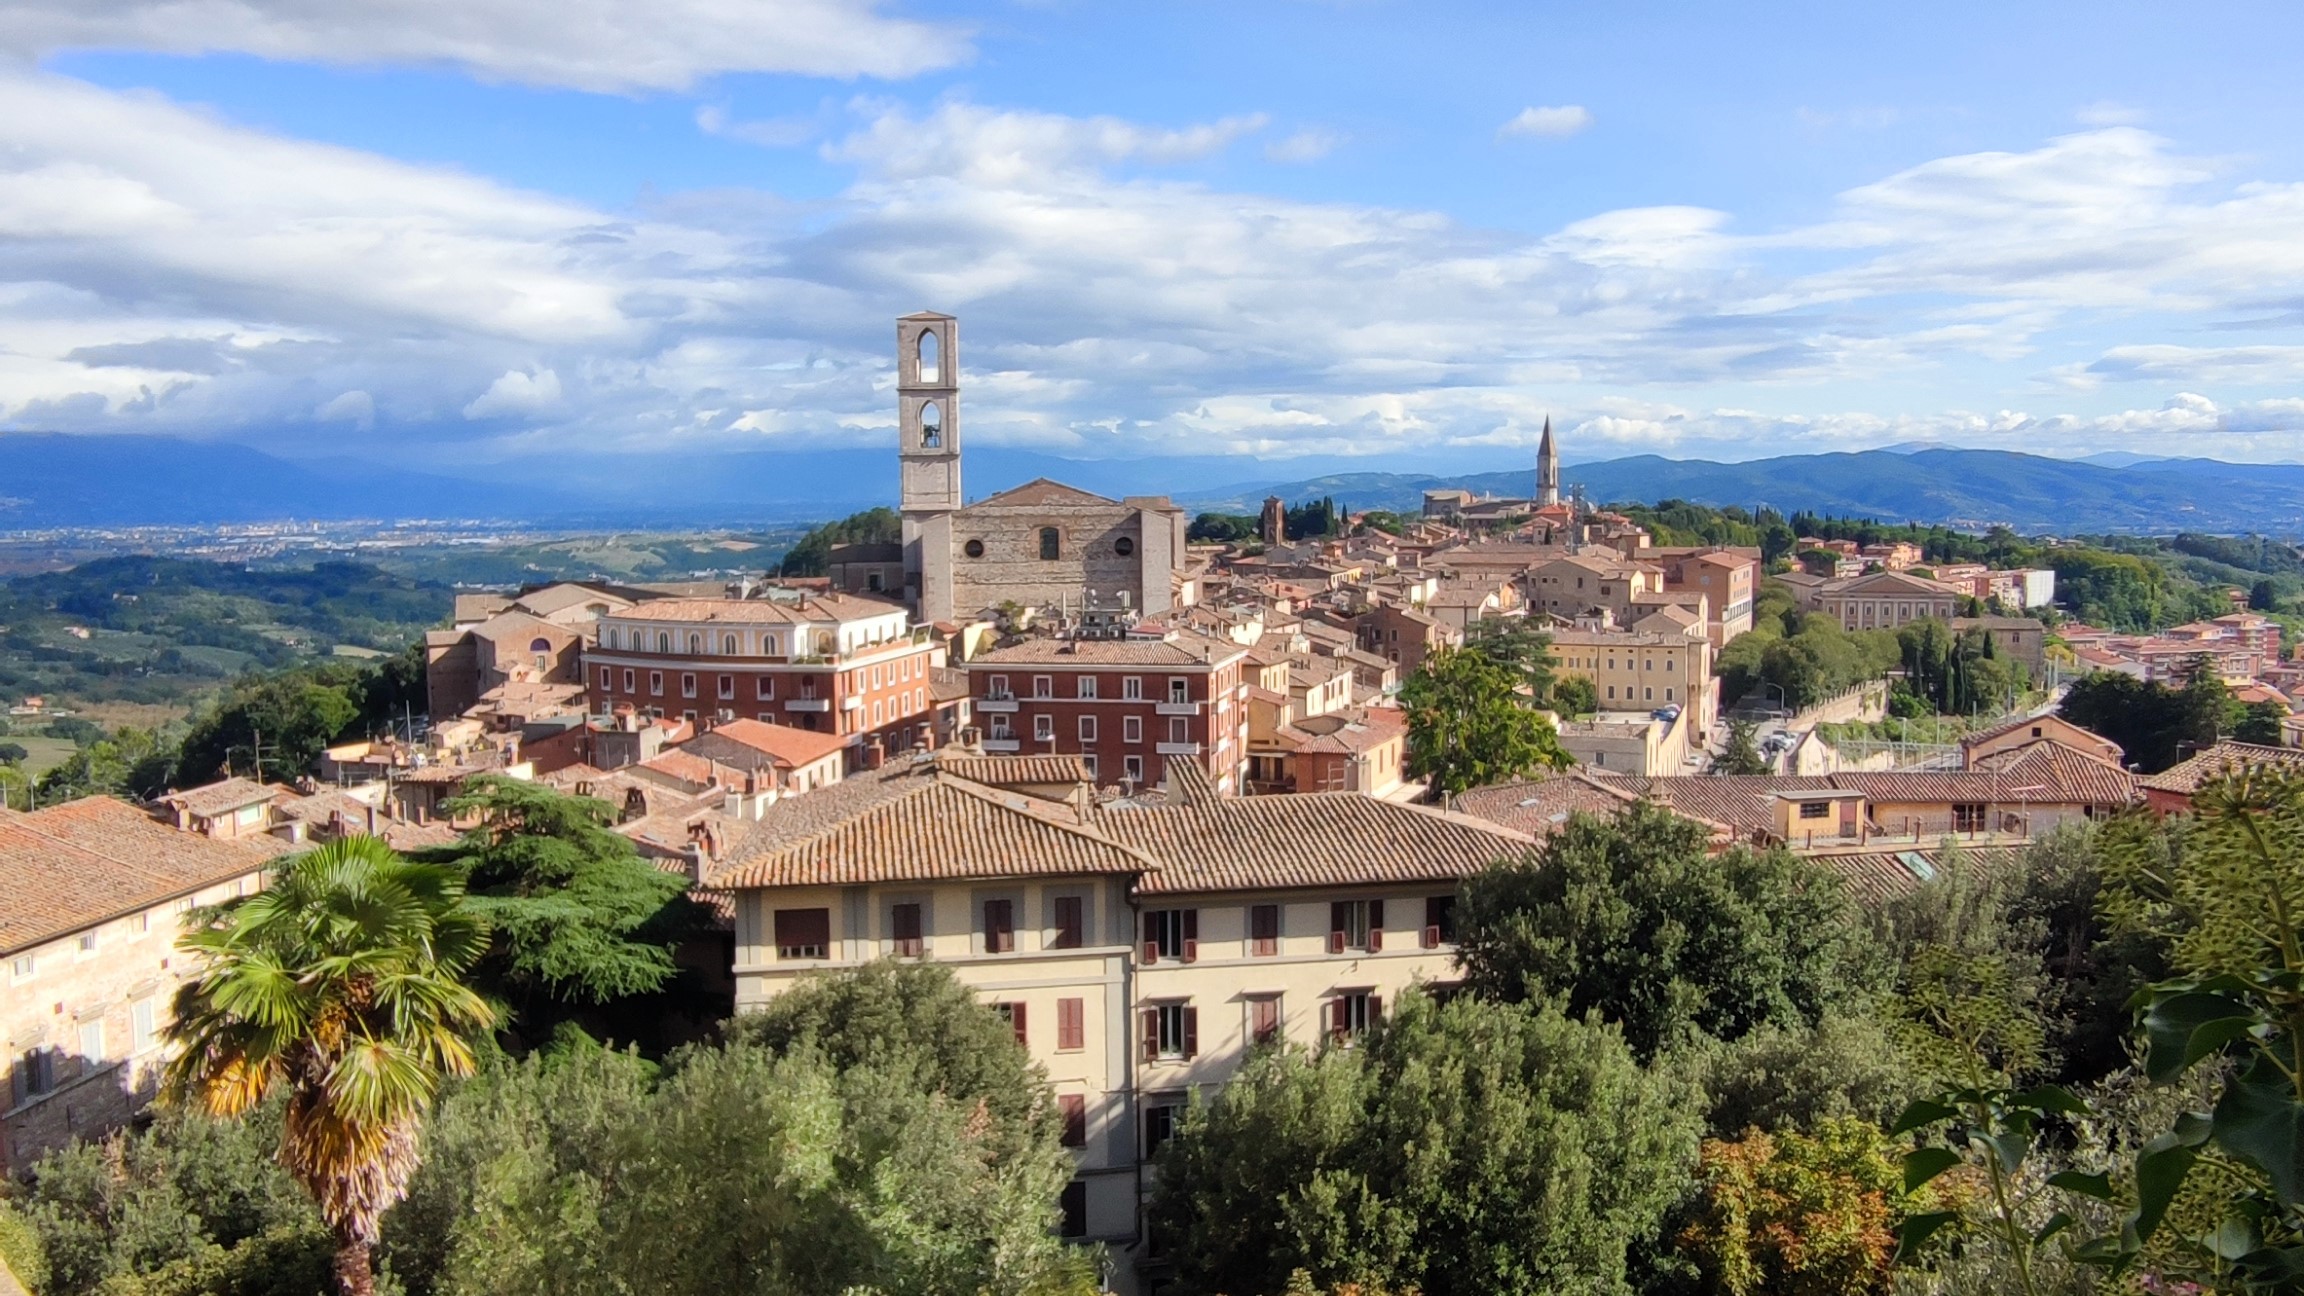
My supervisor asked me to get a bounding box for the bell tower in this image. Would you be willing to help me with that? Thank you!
[897,312,960,621]
[1535,414,1560,509]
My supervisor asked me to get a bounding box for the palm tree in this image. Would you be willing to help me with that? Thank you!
[162,836,495,1296]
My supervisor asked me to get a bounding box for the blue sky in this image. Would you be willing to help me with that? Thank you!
[5,0,2304,476]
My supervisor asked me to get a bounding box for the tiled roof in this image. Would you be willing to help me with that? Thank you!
[680,719,850,770]
[0,797,288,954]
[705,760,1155,889]
[1452,774,1645,837]
[969,478,1120,509]
[2138,741,2304,795]
[1099,764,1530,895]
[931,753,1094,786]
[158,777,280,818]
[1817,846,2025,905]
[604,594,905,625]
[1625,775,1843,836]
[969,633,1246,666]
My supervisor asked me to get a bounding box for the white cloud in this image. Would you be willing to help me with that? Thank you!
[1499,105,1593,139]
[6,0,967,92]
[316,389,374,431]
[695,105,819,149]
[2077,100,2148,126]
[463,368,563,419]
[1265,128,1342,164]
[8,75,2304,470]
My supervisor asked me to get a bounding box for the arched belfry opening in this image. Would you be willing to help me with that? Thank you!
[920,401,941,448]
[917,329,940,385]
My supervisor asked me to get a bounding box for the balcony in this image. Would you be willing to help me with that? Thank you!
[784,698,831,713]
[975,696,1019,713]
[842,696,863,711]
[1155,742,1202,756]
[1155,701,1200,716]
[981,737,1021,752]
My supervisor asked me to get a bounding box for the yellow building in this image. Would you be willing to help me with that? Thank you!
[705,751,1529,1293]
[1546,624,1719,730]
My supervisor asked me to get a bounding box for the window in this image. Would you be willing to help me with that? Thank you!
[1039,527,1061,560]
[1954,803,1987,833]
[1330,992,1381,1043]
[1123,715,1142,743]
[964,538,985,558]
[656,632,671,653]
[1077,675,1098,699]
[1142,1004,1197,1061]
[1058,1093,1088,1147]
[891,903,923,958]
[622,668,636,692]
[1032,675,1053,699]
[773,908,831,960]
[1059,1181,1088,1238]
[648,670,664,694]
[717,675,734,700]
[598,666,611,689]
[1115,536,1135,557]
[983,898,1016,953]
[1250,904,1280,957]
[78,1022,103,1065]
[763,634,781,656]
[1057,997,1086,1051]
[1168,716,1189,745]
[1424,895,1457,947]
[1033,714,1055,741]
[687,633,703,654]
[18,1047,54,1099]
[723,634,739,655]
[1143,909,1196,963]
[1143,1101,1182,1155]
[1122,676,1143,700]
[10,955,31,979]
[1167,677,1189,704]
[1123,755,1144,782]
[78,932,97,953]
[1329,899,1381,953]
[132,999,157,1053]
[995,1002,1028,1046]
[1081,755,1097,779]
[1799,801,1831,820]
[1051,896,1084,949]
[1250,995,1283,1045]
[987,674,1010,700]
[757,676,775,700]
[1078,716,1097,743]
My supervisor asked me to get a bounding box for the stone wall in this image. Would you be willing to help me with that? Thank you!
[947,503,1161,620]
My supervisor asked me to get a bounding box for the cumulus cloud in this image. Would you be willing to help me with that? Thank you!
[1499,105,1593,139]
[7,73,2304,468]
[463,368,563,419]
[6,0,967,91]
[695,104,819,149]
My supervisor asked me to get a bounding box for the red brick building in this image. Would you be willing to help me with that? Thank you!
[585,594,942,758]
[965,631,1251,792]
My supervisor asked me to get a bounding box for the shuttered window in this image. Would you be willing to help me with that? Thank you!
[1057,997,1085,1051]
[1142,909,1196,962]
[773,907,830,960]
[1424,895,1457,948]
[1142,1004,1197,1060]
[891,903,923,958]
[996,1001,1028,1046]
[1328,900,1379,952]
[1250,904,1280,957]
[983,899,1015,953]
[1250,995,1282,1045]
[1051,896,1083,949]
[1058,1094,1087,1147]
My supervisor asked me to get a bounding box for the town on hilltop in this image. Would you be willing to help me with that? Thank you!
[7,315,2304,1296]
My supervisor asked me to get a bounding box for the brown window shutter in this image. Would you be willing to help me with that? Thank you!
[1059,1094,1087,1148]
[1368,899,1383,938]
[1182,908,1199,963]
[1330,901,1348,950]
[1141,1008,1160,1062]
[1422,924,1440,949]
[1182,1006,1199,1059]
[1369,994,1383,1023]
[1053,895,1082,949]
[1058,997,1084,1051]
[1142,911,1160,964]
[1329,998,1348,1041]
[1251,904,1278,957]
[892,903,922,957]
[1329,929,1346,954]
[1010,1002,1028,1047]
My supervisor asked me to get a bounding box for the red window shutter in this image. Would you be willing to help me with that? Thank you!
[1059,1094,1087,1148]
[1141,1008,1160,1062]
[1182,1006,1199,1059]
[1010,1002,1028,1047]
[1368,924,1383,953]
[1143,912,1160,964]
[1329,901,1348,951]
[1182,909,1199,963]
[1141,941,1159,965]
[1329,929,1346,954]
[1251,905,1278,957]
[1329,998,1348,1041]
[1057,997,1084,1051]
[1369,995,1383,1023]
[1053,896,1082,949]
[1422,925,1440,949]
[1368,899,1383,939]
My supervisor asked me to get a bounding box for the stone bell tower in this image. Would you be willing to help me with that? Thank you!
[897,312,960,621]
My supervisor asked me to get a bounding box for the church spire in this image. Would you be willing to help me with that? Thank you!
[1535,415,1560,508]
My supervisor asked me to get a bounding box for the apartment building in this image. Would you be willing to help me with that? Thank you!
[1653,548,1758,647]
[3,798,287,1171]
[1546,626,1719,730]
[707,751,1530,1294]
[1524,554,1663,622]
[586,593,942,755]
[965,631,1251,792]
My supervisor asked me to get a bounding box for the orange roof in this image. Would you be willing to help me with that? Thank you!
[680,718,850,770]
[0,797,288,954]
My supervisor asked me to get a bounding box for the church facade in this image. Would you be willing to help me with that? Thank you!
[896,312,1189,625]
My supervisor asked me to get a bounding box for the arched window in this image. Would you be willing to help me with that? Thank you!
[763,634,780,656]
[723,634,739,655]
[656,632,671,654]
[604,628,620,649]
[917,329,940,384]
[920,401,942,449]
[688,633,703,654]
[528,637,552,653]
[1039,527,1060,561]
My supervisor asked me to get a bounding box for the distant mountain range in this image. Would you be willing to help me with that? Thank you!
[2,432,2300,536]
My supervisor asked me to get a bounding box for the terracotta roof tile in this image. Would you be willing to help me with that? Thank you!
[158,777,280,818]
[2138,741,2304,795]
[0,798,287,954]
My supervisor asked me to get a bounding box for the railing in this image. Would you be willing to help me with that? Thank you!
[783,699,831,712]
[1155,701,1199,716]
[1156,742,1203,756]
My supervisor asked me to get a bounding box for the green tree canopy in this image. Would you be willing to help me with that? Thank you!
[1401,645,1570,797]
[776,507,901,577]
[1455,801,1879,1061]
[1713,719,1769,775]
[1552,673,1599,719]
[1148,991,1700,1296]
[427,777,715,1039]
[2057,668,2228,772]
[1463,616,1558,706]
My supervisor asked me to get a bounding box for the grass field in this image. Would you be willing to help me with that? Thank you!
[6,735,78,777]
